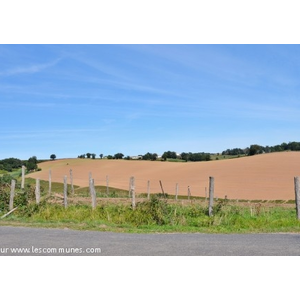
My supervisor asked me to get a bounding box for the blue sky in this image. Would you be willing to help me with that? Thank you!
[1,44,300,159]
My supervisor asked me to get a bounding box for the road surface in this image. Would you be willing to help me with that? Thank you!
[1,226,300,255]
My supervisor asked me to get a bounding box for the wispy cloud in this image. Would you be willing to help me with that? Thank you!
[0,101,57,109]
[0,128,109,140]
[0,57,62,77]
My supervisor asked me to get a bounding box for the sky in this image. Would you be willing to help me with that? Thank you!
[1,44,300,159]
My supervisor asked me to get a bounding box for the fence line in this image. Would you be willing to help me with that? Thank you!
[64,175,68,208]
[9,179,16,211]
[2,173,300,219]
[130,176,136,209]
[35,178,40,204]
[49,169,52,195]
[295,177,300,219]
[21,166,25,189]
[8,167,300,203]
[209,177,214,216]
[90,178,96,209]
[147,180,150,200]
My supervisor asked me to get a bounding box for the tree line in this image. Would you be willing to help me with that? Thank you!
[0,156,40,173]
[77,151,211,162]
[1,140,299,175]
[222,141,300,156]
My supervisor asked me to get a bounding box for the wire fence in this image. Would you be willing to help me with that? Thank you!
[27,168,300,205]
[2,173,300,221]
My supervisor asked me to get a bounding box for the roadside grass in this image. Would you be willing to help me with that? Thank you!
[1,196,300,233]
[1,174,300,233]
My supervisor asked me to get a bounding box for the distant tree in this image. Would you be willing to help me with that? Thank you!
[162,151,177,161]
[248,144,262,156]
[107,155,113,159]
[222,148,245,156]
[180,152,190,162]
[222,141,300,156]
[91,153,96,159]
[26,156,38,172]
[161,152,167,161]
[0,158,23,172]
[143,152,151,160]
[288,141,300,151]
[114,153,124,159]
[264,146,270,153]
[50,154,56,160]
[86,153,91,159]
[99,154,103,159]
[180,152,210,162]
[142,152,158,161]
[152,153,158,161]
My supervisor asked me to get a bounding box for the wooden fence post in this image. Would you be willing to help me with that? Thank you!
[89,172,92,194]
[21,165,25,189]
[90,178,96,209]
[131,176,136,209]
[49,169,52,195]
[209,177,214,216]
[9,180,16,211]
[175,183,179,201]
[35,178,40,204]
[1,207,18,219]
[159,180,166,199]
[147,180,150,200]
[64,175,68,208]
[294,177,300,220]
[188,186,191,201]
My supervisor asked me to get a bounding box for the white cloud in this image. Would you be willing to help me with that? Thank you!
[0,57,61,77]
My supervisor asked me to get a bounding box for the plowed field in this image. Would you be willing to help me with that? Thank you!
[27,152,300,200]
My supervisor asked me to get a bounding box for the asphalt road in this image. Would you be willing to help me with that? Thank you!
[1,226,300,256]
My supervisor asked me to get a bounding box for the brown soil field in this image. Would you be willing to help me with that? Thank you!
[27,152,300,201]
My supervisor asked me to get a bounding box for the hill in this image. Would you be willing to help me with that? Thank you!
[26,152,300,201]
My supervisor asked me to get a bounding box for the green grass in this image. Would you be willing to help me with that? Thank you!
[164,155,247,162]
[0,168,22,177]
[1,197,300,233]
[211,154,246,160]
[24,178,80,193]
[166,158,186,162]
[75,186,130,198]
[1,175,300,234]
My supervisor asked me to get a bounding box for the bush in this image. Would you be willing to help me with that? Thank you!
[0,175,34,212]
[137,196,171,225]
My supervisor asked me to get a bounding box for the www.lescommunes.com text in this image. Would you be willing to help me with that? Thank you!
[1,246,101,254]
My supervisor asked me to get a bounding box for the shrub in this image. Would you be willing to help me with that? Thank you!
[137,196,171,225]
[0,175,34,212]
